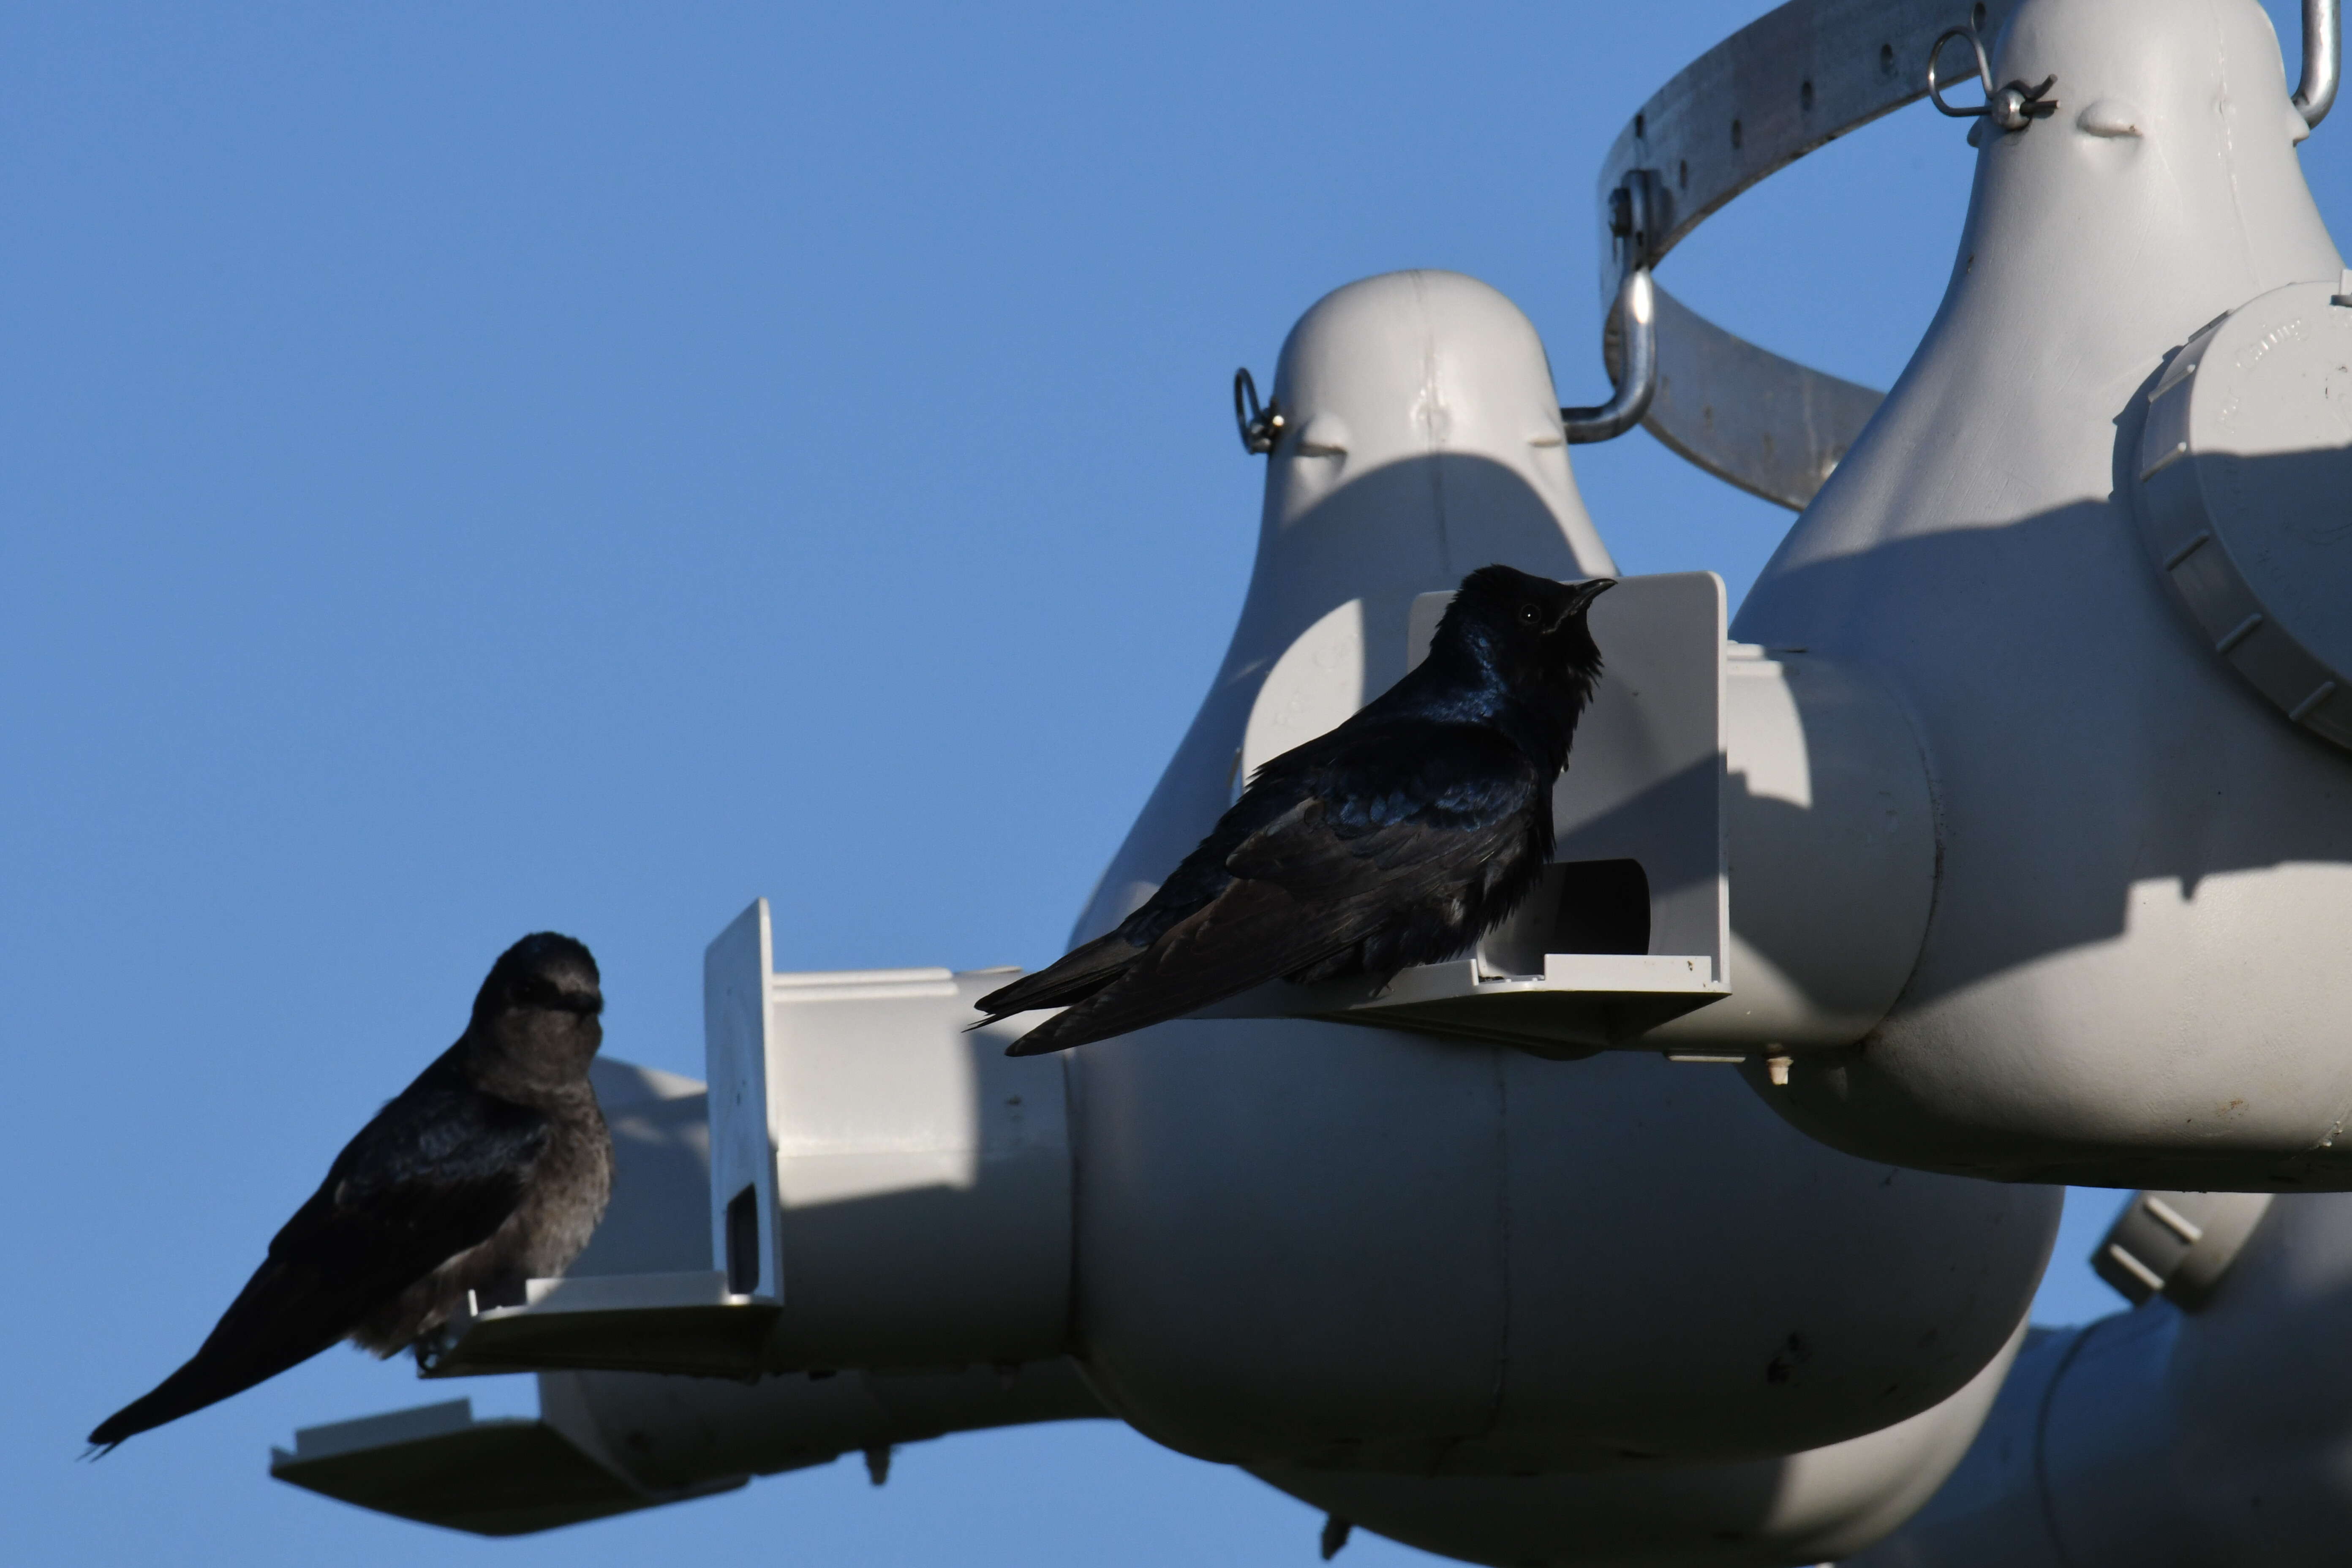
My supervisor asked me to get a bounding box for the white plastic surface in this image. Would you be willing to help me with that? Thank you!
[1237,597,1364,789]
[1060,270,2055,1505]
[1736,0,2352,1187]
[421,1270,778,1381]
[1259,1319,2028,1568]
[1073,1036,2055,1478]
[2092,1189,2276,1309]
[1647,645,1939,1052]
[1851,1191,2352,1567]
[704,900,784,1301]
[704,901,1073,1372]
[1072,271,1614,948]
[2136,275,2352,750]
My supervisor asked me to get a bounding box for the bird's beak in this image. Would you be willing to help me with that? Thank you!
[1553,577,1616,626]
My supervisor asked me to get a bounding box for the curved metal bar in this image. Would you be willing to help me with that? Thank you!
[1608,283,1886,511]
[1563,268,1658,444]
[2298,0,2341,128]
[1587,0,2328,507]
[1593,0,2025,308]
[1590,0,2025,508]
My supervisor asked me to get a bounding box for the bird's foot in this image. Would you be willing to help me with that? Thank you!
[410,1327,458,1374]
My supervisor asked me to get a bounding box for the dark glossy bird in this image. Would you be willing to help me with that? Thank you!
[88,932,613,1451]
[980,566,1614,1056]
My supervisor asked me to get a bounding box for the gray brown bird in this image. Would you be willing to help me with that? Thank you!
[88,932,613,1450]
[979,565,1613,1055]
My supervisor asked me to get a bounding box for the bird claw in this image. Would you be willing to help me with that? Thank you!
[410,1327,457,1373]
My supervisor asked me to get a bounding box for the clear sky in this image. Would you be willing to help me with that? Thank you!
[5,3,2341,1563]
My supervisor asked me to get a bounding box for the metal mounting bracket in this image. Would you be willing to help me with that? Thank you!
[2299,0,2341,126]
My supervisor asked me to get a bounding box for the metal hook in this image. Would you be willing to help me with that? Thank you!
[1927,26,1995,116]
[1928,24,2056,133]
[1233,367,1284,455]
[2298,0,2340,128]
[1563,171,1661,445]
[1563,268,1656,444]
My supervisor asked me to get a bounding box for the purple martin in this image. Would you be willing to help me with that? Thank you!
[88,932,612,1450]
[979,566,1613,1055]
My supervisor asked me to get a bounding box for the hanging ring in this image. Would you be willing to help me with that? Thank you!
[1234,367,1284,455]
[1926,26,1994,117]
[1927,24,2057,132]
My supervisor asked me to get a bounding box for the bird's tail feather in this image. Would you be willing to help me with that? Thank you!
[971,932,1143,1024]
[1005,887,1367,1056]
[86,1258,354,1448]
[1002,1004,1126,1056]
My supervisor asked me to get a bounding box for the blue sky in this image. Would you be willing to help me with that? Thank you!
[5,2,2338,1563]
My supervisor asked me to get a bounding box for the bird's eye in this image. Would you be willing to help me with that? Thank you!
[1519,604,1541,623]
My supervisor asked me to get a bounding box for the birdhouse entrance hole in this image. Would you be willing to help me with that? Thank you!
[725,1185,761,1296]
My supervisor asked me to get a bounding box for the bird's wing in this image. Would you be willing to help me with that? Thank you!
[975,752,1337,1026]
[1005,725,1542,1054]
[972,928,1144,1022]
[87,1056,550,1448]
[274,1062,553,1285]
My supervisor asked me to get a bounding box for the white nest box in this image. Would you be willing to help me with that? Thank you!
[1051,269,2055,1489]
[1087,270,1942,1066]
[356,275,2047,1543]
[1733,0,2352,1188]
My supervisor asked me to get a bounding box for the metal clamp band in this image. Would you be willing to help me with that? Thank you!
[1591,0,2337,509]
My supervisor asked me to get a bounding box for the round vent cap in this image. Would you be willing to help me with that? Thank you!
[2136,277,2352,750]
